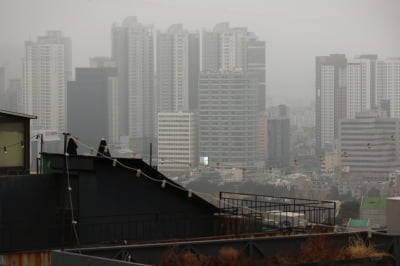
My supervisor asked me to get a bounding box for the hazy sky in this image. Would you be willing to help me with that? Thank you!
[1,0,399,106]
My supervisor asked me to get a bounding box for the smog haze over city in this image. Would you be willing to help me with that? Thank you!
[3,1,400,261]
[1,0,400,202]
[1,0,399,106]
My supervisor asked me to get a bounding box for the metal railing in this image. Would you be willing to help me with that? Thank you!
[218,192,336,234]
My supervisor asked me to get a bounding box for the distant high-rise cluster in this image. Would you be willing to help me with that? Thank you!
[14,18,269,177]
[316,54,400,151]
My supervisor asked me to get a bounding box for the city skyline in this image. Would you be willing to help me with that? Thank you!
[1,0,399,106]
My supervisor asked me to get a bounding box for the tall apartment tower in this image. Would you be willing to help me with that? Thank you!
[67,67,118,146]
[339,111,400,181]
[112,17,155,156]
[202,22,266,109]
[198,71,258,169]
[157,24,191,113]
[22,31,72,132]
[346,56,377,119]
[376,58,400,118]
[316,54,347,151]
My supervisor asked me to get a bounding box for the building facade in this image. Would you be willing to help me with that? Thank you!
[316,54,347,151]
[157,112,197,176]
[376,58,400,118]
[112,17,155,156]
[198,71,258,171]
[22,31,72,133]
[339,111,400,181]
[346,57,374,119]
[156,24,190,113]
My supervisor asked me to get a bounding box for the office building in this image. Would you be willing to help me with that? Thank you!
[198,71,258,170]
[157,112,197,176]
[22,31,72,132]
[112,17,155,156]
[339,111,400,181]
[67,67,117,146]
[316,54,347,151]
[267,105,290,167]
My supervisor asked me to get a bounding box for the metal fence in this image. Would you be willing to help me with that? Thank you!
[218,192,336,234]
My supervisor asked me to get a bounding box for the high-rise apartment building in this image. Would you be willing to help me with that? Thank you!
[339,111,400,180]
[22,31,72,132]
[198,71,258,169]
[376,58,400,118]
[112,17,155,156]
[346,57,375,119]
[316,54,347,151]
[156,24,191,113]
[202,22,266,110]
[157,112,197,176]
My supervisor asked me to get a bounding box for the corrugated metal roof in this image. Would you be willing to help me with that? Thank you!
[0,109,37,119]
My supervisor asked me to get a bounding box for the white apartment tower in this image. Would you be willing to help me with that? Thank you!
[157,24,189,112]
[112,17,155,156]
[22,31,71,132]
[316,54,347,150]
[202,22,248,72]
[376,58,400,118]
[346,59,372,119]
[157,112,197,176]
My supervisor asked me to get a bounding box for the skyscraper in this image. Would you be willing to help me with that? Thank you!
[376,58,400,118]
[156,24,190,113]
[202,23,266,110]
[198,71,258,170]
[22,31,71,132]
[202,22,248,72]
[112,17,155,156]
[67,67,117,146]
[315,54,347,151]
[346,55,377,119]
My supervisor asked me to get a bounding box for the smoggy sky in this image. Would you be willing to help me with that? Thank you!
[1,0,399,107]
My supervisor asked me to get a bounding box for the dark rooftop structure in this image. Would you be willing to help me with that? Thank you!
[0,152,400,265]
[0,109,36,176]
